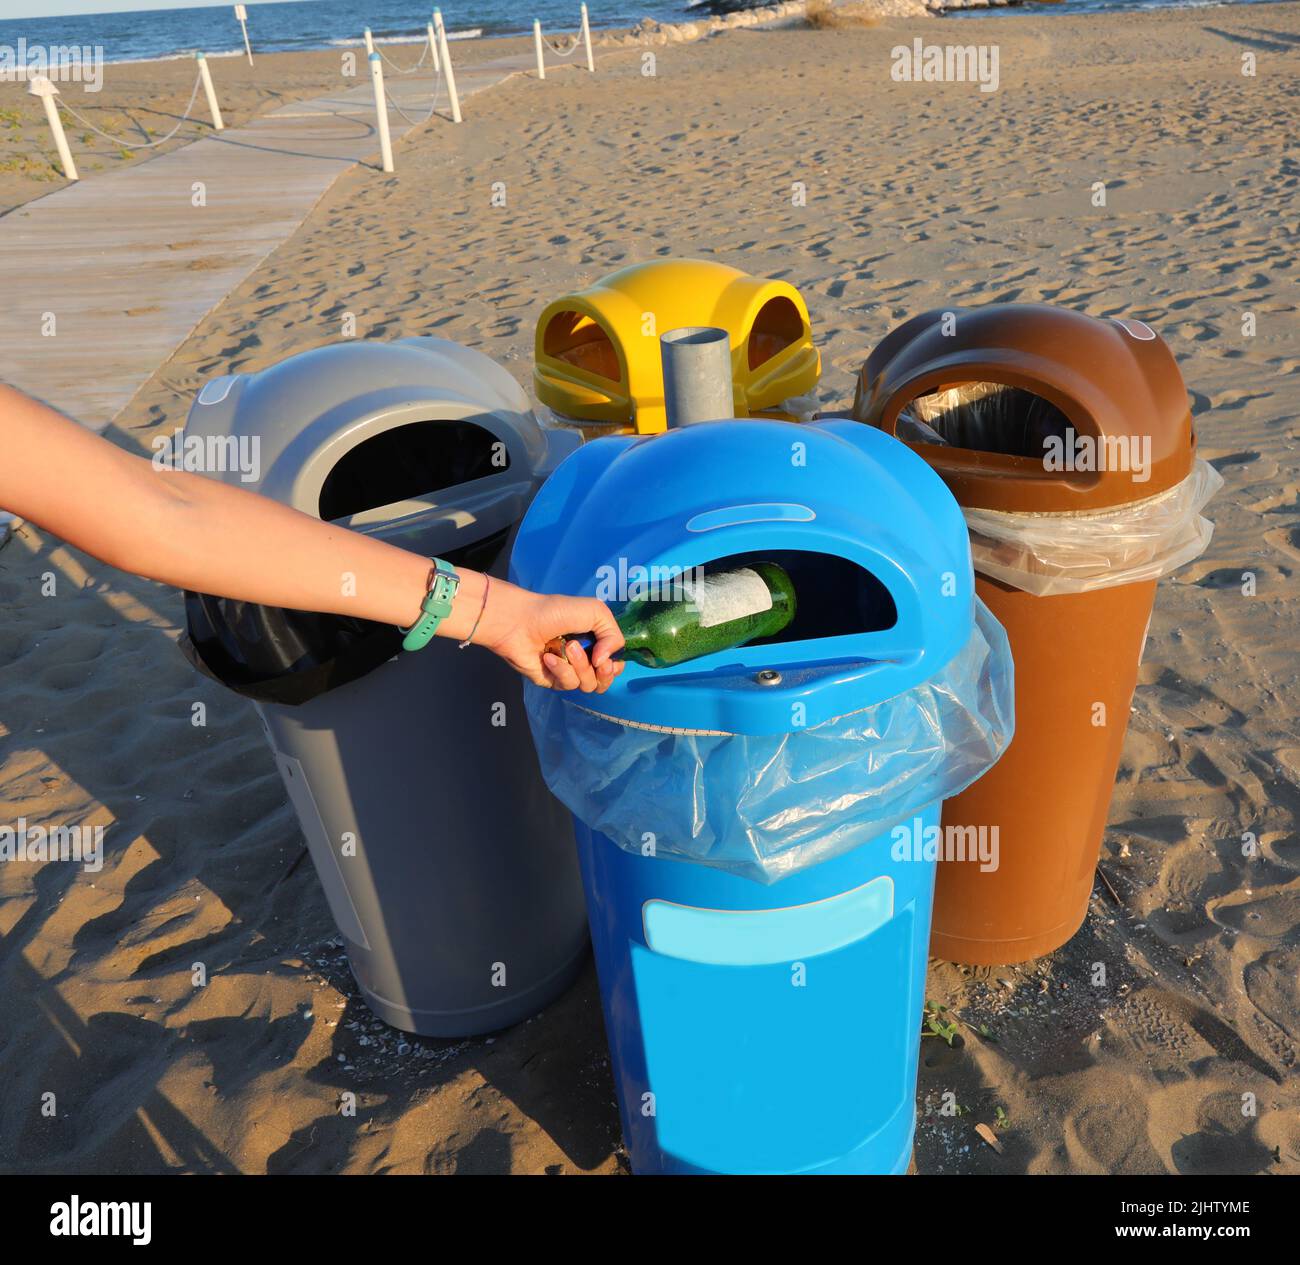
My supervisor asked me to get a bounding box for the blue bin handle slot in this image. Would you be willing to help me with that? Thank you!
[686,503,817,532]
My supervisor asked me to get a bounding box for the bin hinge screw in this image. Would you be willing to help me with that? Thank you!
[755,669,782,686]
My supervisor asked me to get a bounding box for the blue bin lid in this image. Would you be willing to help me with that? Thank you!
[509,418,975,736]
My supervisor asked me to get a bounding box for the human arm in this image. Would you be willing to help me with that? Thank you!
[0,384,622,691]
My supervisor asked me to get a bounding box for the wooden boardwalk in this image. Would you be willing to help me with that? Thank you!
[0,50,554,430]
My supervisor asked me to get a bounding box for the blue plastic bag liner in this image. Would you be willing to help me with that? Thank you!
[524,597,1012,884]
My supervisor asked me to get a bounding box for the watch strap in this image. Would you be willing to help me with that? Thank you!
[400,558,459,652]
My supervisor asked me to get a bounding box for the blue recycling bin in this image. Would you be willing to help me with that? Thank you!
[512,418,1013,1174]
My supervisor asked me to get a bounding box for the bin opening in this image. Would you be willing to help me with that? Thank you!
[694,550,897,645]
[318,419,509,522]
[542,310,621,383]
[182,525,510,705]
[897,382,1074,460]
[440,526,511,574]
[748,297,804,370]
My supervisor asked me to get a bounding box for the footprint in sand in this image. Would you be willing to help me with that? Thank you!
[1275,747,1300,784]
[1167,1095,1278,1175]
[1148,668,1247,730]
[1185,562,1260,590]
[1207,881,1300,944]
[1068,1098,1164,1174]
[1263,523,1300,563]
[1264,829,1300,874]
[1243,947,1300,1057]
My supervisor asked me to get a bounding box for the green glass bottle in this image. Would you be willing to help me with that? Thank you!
[551,562,796,669]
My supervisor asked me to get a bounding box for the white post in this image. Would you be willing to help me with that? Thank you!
[195,52,225,130]
[435,14,461,123]
[581,4,595,73]
[364,27,375,55]
[426,20,441,75]
[369,52,394,172]
[533,19,546,80]
[234,4,253,66]
[28,76,78,181]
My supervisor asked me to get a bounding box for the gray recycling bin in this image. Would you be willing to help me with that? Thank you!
[180,337,589,1037]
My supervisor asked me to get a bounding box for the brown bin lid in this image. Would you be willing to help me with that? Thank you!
[853,304,1196,512]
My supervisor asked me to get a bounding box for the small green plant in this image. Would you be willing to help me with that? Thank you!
[0,154,59,178]
[922,999,960,1046]
[994,1105,1009,1129]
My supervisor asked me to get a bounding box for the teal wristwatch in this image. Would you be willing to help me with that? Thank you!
[401,558,460,652]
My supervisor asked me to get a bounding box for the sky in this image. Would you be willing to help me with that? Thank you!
[6,2,294,19]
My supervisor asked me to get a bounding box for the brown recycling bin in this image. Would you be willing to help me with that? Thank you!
[854,304,1220,965]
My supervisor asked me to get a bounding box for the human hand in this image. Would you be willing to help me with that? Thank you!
[474,580,625,692]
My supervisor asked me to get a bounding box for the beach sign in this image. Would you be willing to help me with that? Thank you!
[233,4,253,66]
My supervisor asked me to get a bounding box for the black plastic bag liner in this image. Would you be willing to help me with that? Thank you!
[181,527,507,706]
[180,599,401,707]
[896,382,1074,456]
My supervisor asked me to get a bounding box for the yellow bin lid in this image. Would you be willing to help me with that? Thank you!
[533,259,821,434]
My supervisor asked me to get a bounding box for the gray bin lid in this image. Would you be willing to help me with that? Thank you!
[183,336,576,557]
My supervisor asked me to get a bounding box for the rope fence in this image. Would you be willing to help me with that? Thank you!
[377,40,432,76]
[27,9,587,185]
[27,52,224,181]
[366,14,465,172]
[542,34,584,58]
[534,6,597,81]
[383,49,444,128]
[55,68,206,150]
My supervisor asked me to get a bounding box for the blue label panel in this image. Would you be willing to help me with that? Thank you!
[642,876,894,967]
[632,908,914,1174]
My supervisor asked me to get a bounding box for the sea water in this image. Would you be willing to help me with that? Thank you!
[0,0,712,67]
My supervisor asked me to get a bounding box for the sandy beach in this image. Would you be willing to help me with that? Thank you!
[1,4,1298,1175]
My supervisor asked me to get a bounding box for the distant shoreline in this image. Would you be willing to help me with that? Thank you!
[0,24,526,71]
[2,0,1291,68]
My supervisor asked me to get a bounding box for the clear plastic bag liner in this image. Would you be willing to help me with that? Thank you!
[533,402,626,437]
[894,384,1221,595]
[523,599,1014,884]
[777,392,821,422]
[961,460,1222,595]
